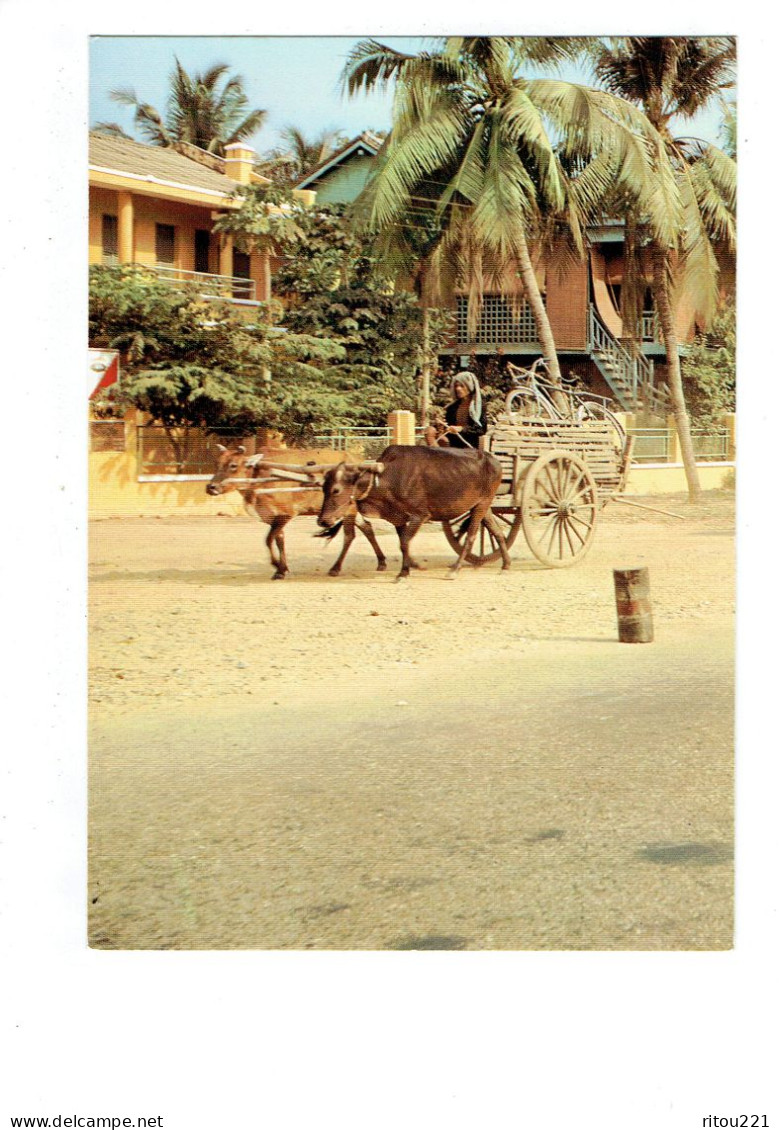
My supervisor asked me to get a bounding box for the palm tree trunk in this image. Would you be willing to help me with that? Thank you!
[652,245,701,502]
[514,227,567,412]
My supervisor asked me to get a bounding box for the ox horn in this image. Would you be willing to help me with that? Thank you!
[356,461,384,473]
[216,443,227,453]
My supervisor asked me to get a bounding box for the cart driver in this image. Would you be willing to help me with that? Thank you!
[425,370,488,450]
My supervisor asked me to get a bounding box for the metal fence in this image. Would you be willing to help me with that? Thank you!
[137,424,397,476]
[137,426,246,476]
[691,429,730,461]
[627,427,730,463]
[311,427,393,460]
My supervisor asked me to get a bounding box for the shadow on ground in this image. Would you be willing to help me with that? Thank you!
[638,842,733,865]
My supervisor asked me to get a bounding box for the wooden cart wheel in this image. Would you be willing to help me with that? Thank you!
[521,450,598,567]
[441,505,522,566]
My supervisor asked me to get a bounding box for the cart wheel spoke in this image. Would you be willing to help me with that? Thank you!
[562,517,579,556]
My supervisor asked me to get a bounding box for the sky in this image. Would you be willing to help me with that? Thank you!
[89,35,732,157]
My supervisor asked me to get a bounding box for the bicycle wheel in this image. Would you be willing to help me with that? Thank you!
[576,401,627,456]
[504,387,557,423]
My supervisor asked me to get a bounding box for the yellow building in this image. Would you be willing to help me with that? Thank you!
[88,131,274,305]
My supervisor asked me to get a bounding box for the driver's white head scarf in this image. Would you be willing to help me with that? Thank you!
[451,370,483,429]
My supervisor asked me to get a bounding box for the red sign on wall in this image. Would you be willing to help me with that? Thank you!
[88,350,120,400]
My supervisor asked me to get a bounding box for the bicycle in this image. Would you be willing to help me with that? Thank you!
[503,358,627,456]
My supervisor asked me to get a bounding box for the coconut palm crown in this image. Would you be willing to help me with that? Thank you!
[97,58,267,156]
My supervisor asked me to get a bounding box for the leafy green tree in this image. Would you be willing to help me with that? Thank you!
[341,35,676,396]
[88,265,346,462]
[592,36,736,499]
[681,304,735,427]
[95,58,266,156]
[272,203,454,426]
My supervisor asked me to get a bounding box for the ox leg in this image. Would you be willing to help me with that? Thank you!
[266,516,291,579]
[450,506,490,575]
[396,514,427,579]
[328,515,357,576]
[356,515,387,572]
[482,508,511,570]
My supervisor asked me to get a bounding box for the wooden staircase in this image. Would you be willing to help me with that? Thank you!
[588,306,667,413]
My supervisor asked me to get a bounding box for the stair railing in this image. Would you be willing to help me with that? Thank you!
[588,305,657,410]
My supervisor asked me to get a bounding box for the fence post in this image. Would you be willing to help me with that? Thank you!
[388,410,416,445]
[666,414,681,463]
[126,408,140,477]
[722,413,736,461]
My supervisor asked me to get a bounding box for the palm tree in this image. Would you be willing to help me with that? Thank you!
[341,36,677,411]
[255,127,342,185]
[96,58,266,156]
[591,36,736,500]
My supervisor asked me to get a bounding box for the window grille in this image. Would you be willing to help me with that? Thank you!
[102,214,118,264]
[456,295,539,344]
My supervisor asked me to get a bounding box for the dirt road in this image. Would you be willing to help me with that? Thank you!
[89,492,734,949]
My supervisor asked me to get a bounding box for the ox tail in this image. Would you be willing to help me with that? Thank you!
[313,520,344,542]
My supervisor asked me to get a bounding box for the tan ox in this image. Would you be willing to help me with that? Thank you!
[206,445,386,580]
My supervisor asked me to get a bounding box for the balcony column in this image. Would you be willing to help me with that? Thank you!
[117,192,134,263]
[219,233,233,278]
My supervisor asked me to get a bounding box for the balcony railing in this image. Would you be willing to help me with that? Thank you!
[641,312,659,342]
[150,264,257,302]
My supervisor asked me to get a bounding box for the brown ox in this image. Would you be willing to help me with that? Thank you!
[205,445,386,580]
[317,445,511,579]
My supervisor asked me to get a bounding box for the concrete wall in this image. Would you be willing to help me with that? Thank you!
[89,411,418,518]
[89,409,734,519]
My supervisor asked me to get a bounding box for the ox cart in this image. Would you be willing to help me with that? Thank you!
[440,415,635,569]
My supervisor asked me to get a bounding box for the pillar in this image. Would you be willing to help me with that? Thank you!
[388,410,416,445]
[117,191,134,264]
[219,233,233,278]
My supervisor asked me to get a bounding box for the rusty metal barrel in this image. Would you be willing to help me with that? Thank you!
[613,567,654,643]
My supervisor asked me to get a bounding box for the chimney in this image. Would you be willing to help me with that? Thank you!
[224,142,257,185]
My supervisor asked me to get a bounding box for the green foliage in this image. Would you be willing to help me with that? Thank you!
[212,185,307,256]
[88,265,346,440]
[681,305,736,425]
[271,204,454,425]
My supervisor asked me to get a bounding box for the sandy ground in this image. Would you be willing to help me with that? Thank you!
[89,491,734,950]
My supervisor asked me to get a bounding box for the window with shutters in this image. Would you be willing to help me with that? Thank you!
[102,215,118,264]
[155,223,175,265]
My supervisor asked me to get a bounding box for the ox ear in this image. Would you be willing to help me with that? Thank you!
[216,443,227,453]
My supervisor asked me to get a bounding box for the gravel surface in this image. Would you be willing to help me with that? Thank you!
[89,491,734,950]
